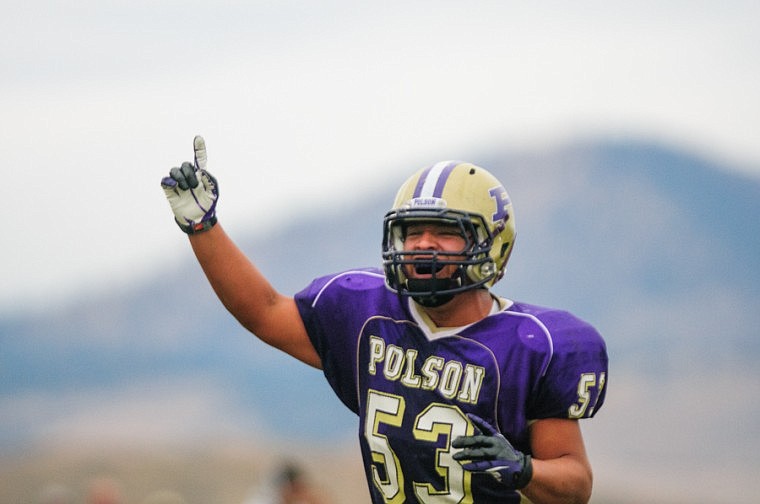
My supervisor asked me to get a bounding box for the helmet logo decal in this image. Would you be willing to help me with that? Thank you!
[413,161,459,198]
[489,186,511,223]
[408,197,447,208]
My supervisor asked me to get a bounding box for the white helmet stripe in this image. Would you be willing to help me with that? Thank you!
[414,161,459,198]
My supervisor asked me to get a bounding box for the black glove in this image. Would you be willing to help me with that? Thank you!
[452,413,533,490]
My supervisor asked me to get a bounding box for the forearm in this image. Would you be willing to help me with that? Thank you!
[189,224,276,325]
[520,455,592,504]
[187,224,319,366]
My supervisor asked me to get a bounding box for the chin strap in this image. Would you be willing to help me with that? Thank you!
[406,278,459,307]
[412,293,455,307]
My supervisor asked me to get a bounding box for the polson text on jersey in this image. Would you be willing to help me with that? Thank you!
[367,335,485,404]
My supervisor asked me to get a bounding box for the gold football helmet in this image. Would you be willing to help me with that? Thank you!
[382,161,516,306]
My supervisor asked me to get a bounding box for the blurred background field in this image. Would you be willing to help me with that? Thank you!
[1,441,368,503]
[2,2,759,503]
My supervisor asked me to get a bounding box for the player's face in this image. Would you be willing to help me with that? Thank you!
[402,222,467,279]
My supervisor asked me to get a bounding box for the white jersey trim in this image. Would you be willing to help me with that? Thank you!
[310,270,386,308]
[407,296,512,341]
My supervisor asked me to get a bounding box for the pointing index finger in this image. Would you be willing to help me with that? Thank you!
[194,135,207,171]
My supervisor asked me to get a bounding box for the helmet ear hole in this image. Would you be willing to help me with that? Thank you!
[500,242,510,258]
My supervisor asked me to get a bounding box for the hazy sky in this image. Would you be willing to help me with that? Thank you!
[2,1,759,314]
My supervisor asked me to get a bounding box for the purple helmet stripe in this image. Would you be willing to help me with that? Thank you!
[432,162,458,197]
[412,166,433,198]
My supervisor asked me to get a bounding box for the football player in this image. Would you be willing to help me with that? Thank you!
[161,136,608,504]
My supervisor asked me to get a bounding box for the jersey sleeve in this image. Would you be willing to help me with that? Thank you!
[526,310,608,420]
[294,269,386,415]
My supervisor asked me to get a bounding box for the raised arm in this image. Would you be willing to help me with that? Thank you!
[161,136,321,368]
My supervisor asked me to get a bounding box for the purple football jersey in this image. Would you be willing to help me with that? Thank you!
[295,268,608,503]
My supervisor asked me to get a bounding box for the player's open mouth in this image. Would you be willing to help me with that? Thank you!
[413,263,445,275]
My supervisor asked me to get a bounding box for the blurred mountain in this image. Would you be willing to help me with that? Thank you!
[2,139,759,502]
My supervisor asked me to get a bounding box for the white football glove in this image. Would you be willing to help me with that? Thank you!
[161,135,219,234]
